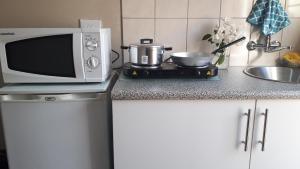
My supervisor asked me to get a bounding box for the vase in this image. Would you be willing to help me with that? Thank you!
[212,48,230,69]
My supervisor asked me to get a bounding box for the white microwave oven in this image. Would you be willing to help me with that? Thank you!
[0,27,111,83]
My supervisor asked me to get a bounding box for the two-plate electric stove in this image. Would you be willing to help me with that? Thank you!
[123,62,218,79]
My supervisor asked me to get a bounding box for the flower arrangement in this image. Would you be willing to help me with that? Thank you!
[202,18,242,65]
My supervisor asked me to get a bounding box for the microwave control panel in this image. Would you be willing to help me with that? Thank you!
[82,29,111,82]
[82,32,103,80]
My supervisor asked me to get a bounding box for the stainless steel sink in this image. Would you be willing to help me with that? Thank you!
[244,66,300,83]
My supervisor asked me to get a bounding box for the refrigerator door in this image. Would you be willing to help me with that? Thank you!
[0,93,112,169]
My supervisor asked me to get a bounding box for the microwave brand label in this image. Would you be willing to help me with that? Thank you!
[0,32,15,35]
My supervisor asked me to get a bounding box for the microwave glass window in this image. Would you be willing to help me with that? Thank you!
[5,34,76,77]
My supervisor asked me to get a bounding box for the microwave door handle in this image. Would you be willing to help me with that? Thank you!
[0,93,106,102]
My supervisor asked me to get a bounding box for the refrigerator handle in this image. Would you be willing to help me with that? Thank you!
[0,93,106,102]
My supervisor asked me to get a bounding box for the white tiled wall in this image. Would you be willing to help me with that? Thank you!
[122,0,300,66]
[188,0,221,18]
[156,0,188,18]
[155,19,187,57]
[187,19,219,52]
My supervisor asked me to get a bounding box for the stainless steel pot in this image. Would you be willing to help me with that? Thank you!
[121,39,172,66]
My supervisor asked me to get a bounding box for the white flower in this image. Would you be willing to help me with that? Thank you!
[208,18,245,47]
[212,33,222,44]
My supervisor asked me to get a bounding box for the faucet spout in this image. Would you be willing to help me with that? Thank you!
[247,35,292,53]
[265,46,293,53]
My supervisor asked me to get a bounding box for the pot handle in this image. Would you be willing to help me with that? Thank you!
[140,39,153,44]
[164,47,173,51]
[121,46,129,50]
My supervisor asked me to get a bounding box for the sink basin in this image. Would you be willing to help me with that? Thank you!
[244,66,300,83]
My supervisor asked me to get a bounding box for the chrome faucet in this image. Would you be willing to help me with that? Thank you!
[247,35,292,53]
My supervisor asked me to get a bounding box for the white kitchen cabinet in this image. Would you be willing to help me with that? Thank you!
[250,100,300,169]
[113,99,300,169]
[113,100,255,169]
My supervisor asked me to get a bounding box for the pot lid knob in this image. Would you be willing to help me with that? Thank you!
[140,39,153,44]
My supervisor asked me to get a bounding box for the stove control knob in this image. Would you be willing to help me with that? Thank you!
[86,40,98,51]
[87,56,99,69]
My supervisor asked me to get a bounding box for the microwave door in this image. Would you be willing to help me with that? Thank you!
[0,33,85,83]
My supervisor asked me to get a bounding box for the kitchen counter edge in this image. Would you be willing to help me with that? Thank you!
[111,67,300,100]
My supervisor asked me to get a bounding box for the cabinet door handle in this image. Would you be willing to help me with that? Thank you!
[259,109,268,151]
[242,109,251,152]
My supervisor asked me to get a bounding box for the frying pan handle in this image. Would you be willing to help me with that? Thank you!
[211,36,246,55]
[163,56,173,63]
[164,47,173,51]
[121,46,129,50]
[140,39,153,44]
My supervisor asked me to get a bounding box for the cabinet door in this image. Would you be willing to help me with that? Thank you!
[251,100,300,169]
[113,100,255,169]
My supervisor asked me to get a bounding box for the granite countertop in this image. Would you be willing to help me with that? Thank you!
[111,67,300,100]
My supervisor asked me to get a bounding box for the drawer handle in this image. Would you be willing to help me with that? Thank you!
[0,93,106,102]
[258,109,268,151]
[242,109,251,152]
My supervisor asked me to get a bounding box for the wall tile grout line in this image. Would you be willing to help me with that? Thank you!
[122,17,157,19]
[188,17,224,19]
[123,17,300,19]
[247,0,256,65]
[122,17,263,20]
[279,0,287,58]
[219,0,223,26]
[186,0,190,52]
[153,18,189,20]
[154,0,157,43]
[246,26,251,66]
[120,0,125,64]
[247,27,251,65]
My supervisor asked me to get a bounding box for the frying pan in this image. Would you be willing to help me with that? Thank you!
[168,37,246,67]
[170,52,213,67]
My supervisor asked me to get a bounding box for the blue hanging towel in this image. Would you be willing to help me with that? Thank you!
[247,0,291,36]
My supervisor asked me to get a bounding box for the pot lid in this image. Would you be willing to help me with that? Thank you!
[130,43,163,48]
